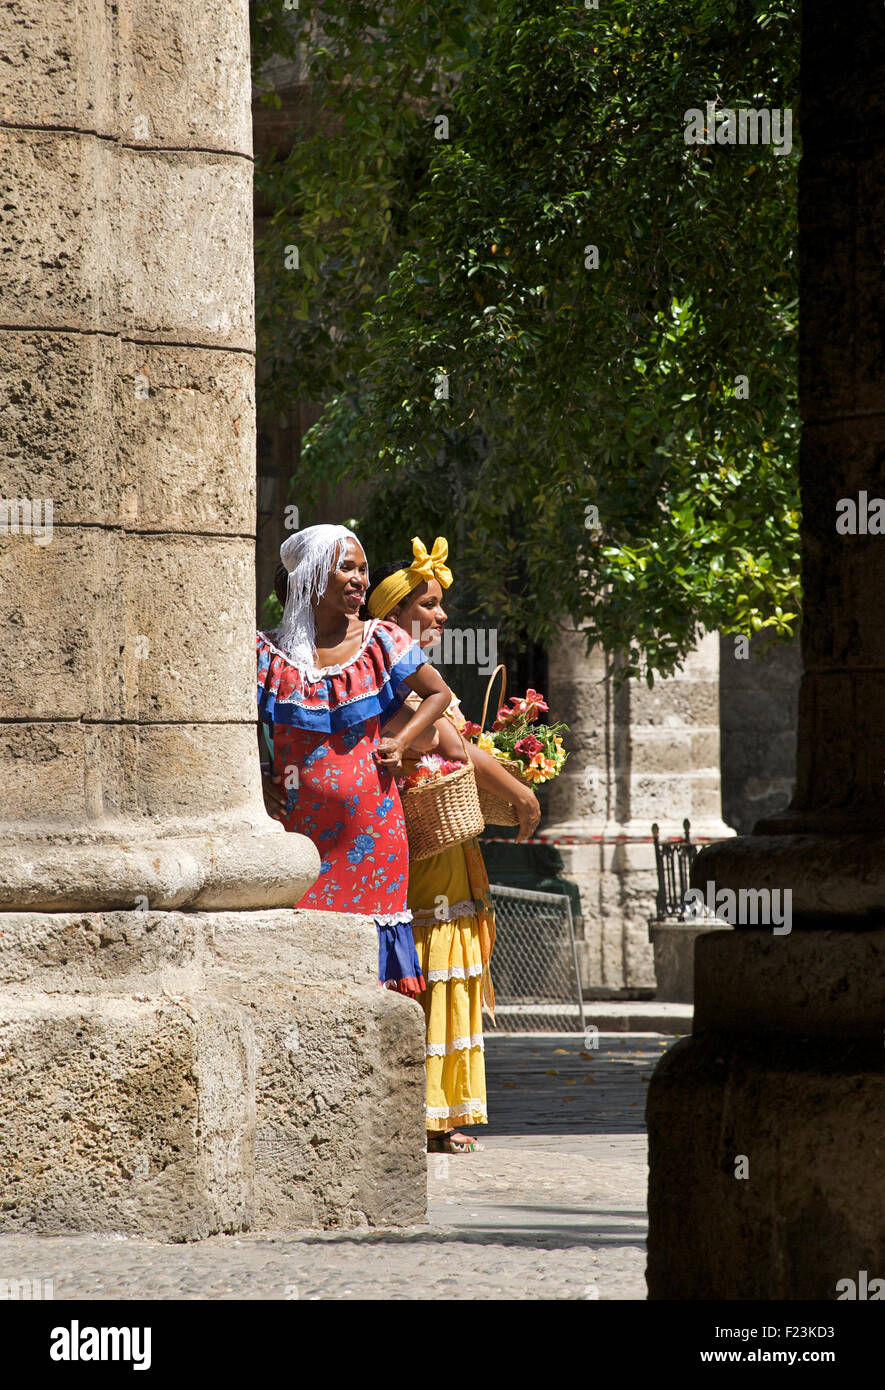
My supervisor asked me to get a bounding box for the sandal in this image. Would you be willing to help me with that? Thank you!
[427,1129,484,1154]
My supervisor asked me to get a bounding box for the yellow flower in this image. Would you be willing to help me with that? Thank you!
[520,751,553,785]
[477,732,495,753]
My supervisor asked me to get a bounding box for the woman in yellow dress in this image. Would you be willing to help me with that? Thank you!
[365,537,541,1153]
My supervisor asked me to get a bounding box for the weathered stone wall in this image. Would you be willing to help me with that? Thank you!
[1,0,261,844]
[542,629,732,992]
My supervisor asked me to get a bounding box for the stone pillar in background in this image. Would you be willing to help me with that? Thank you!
[647,0,885,1297]
[542,628,732,993]
[0,0,424,1238]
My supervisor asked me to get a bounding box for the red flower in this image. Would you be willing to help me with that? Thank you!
[492,700,523,730]
[461,720,481,739]
[522,689,549,723]
[493,690,549,728]
[515,734,543,759]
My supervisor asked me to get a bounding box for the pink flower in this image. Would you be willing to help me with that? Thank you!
[402,755,465,790]
[521,689,548,723]
[514,734,543,759]
[416,754,445,774]
[461,720,481,739]
[492,701,522,731]
[492,690,549,729]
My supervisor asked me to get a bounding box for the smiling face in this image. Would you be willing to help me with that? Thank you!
[318,538,368,618]
[391,578,447,647]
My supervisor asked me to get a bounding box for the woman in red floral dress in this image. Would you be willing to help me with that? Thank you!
[257,524,451,996]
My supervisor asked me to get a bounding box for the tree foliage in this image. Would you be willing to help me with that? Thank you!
[252,1,497,407]
[253,0,800,682]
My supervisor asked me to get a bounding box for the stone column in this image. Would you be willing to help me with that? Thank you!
[647,0,885,1297]
[718,632,801,835]
[0,0,424,1238]
[541,629,732,992]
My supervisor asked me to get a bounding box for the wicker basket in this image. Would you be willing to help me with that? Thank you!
[477,757,525,827]
[400,757,484,861]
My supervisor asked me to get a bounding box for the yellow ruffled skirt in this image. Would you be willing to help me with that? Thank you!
[408,837,495,1131]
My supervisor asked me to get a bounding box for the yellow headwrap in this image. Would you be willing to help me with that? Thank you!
[367,535,453,619]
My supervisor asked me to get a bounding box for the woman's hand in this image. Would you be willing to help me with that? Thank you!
[262,772,286,820]
[514,787,541,843]
[467,742,542,841]
[374,736,405,774]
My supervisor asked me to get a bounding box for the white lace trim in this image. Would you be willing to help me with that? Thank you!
[426,1100,487,1119]
[374,910,413,926]
[261,620,418,681]
[273,683,388,713]
[412,898,478,925]
[259,621,374,678]
[425,962,484,982]
[425,1034,484,1057]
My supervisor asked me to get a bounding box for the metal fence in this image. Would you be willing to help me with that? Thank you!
[488,883,586,1033]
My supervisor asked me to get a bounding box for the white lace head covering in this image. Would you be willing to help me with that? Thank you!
[277,524,366,668]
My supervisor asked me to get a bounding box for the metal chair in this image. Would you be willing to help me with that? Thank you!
[650,818,699,922]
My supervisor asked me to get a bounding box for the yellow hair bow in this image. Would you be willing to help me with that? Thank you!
[408,535,453,590]
[367,535,453,619]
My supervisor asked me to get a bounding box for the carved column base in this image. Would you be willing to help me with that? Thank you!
[647,928,885,1298]
[0,908,426,1239]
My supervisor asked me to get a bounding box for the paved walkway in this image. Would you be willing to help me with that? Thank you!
[0,1033,677,1300]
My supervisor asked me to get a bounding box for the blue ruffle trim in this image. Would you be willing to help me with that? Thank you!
[259,669,415,733]
[257,630,426,734]
[377,916,426,999]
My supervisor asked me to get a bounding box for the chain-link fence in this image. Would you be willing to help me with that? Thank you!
[488,883,586,1032]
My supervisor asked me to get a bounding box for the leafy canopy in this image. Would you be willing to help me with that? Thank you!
[253,0,799,683]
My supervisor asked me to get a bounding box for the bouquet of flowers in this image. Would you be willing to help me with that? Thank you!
[463,688,568,788]
[397,753,466,794]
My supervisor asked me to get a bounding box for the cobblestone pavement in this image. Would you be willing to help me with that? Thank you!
[0,1033,677,1300]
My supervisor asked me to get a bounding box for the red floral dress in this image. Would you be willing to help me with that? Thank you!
[257,619,427,996]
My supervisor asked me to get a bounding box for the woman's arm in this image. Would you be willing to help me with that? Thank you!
[469,742,542,843]
[432,715,469,761]
[374,664,451,771]
[383,702,439,752]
